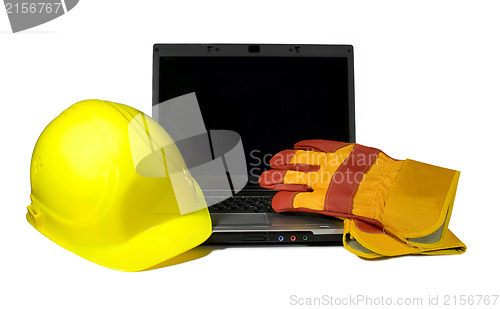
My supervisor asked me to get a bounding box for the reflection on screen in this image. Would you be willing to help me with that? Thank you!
[158,57,351,188]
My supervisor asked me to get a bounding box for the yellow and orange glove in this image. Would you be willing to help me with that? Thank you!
[259,140,466,258]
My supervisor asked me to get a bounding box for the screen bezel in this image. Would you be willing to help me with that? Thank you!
[152,43,356,143]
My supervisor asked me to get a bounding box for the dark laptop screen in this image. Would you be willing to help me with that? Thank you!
[158,56,352,188]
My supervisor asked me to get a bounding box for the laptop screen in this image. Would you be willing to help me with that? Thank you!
[156,55,353,189]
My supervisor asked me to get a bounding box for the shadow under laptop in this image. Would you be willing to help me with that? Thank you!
[143,246,220,271]
[144,238,344,271]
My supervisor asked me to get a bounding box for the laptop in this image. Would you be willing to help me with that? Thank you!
[153,44,355,244]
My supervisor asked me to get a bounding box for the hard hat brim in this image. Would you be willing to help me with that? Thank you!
[29,208,212,272]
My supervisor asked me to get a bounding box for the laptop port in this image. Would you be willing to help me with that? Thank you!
[248,45,260,53]
[242,235,267,241]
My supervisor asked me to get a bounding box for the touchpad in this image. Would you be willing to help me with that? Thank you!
[211,213,269,226]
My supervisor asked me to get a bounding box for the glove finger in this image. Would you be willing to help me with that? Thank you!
[269,149,320,172]
[272,191,328,213]
[259,169,313,192]
[271,191,311,212]
[294,139,350,153]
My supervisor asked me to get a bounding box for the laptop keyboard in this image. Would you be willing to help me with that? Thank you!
[207,196,274,213]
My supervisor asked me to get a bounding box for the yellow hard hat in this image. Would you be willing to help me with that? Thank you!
[27,100,212,271]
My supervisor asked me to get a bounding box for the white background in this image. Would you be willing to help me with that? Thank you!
[1,1,499,308]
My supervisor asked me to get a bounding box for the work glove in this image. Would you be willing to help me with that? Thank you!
[259,139,466,258]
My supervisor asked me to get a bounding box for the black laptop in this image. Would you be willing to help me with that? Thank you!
[153,44,355,244]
